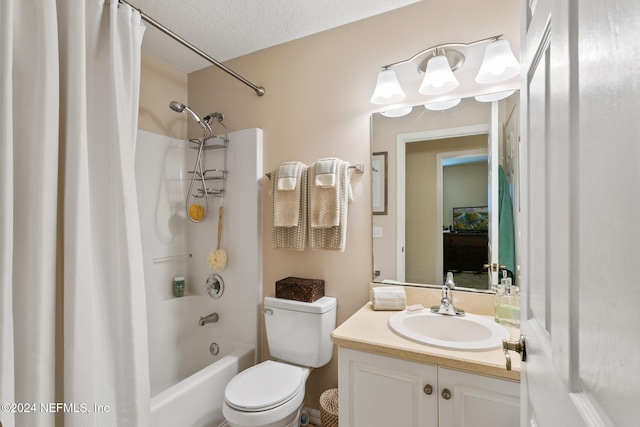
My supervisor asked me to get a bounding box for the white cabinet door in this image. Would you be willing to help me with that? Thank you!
[438,367,519,427]
[338,348,437,427]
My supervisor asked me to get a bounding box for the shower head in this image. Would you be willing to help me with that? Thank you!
[169,101,202,124]
[169,100,185,113]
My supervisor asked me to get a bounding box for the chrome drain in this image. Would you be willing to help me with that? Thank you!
[209,342,220,356]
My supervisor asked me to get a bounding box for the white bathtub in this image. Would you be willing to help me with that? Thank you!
[150,342,254,427]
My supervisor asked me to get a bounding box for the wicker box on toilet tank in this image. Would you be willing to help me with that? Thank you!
[275,276,324,302]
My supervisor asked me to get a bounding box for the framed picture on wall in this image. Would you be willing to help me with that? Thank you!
[372,151,387,215]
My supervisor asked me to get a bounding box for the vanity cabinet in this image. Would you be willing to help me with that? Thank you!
[338,348,519,427]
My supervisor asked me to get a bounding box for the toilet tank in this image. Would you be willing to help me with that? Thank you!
[264,296,337,368]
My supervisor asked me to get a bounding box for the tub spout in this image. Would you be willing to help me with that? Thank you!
[198,312,219,326]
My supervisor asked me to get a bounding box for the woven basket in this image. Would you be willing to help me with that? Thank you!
[275,276,324,303]
[320,388,339,427]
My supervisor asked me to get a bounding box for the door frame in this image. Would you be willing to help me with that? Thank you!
[396,123,490,283]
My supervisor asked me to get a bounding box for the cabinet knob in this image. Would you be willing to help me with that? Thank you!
[441,388,452,400]
[423,384,433,395]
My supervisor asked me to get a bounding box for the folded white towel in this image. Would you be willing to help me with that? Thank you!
[370,286,407,311]
[315,158,338,188]
[277,162,300,191]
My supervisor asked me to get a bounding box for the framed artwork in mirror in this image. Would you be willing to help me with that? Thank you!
[372,151,388,215]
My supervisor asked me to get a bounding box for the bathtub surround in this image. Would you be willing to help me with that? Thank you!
[135,128,262,425]
[1,1,150,426]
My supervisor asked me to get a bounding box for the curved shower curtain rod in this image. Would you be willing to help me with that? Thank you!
[109,0,266,97]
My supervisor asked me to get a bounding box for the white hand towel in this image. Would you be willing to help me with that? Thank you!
[370,286,407,311]
[277,162,300,191]
[315,158,338,188]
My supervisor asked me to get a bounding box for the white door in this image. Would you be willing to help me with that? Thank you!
[520,0,640,425]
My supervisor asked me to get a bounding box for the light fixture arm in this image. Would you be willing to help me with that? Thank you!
[380,34,503,70]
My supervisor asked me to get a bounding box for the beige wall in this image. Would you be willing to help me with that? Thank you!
[442,153,489,228]
[140,0,519,410]
[139,54,188,140]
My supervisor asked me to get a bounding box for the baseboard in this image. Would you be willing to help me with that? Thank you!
[303,407,321,426]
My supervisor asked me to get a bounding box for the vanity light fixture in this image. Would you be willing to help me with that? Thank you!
[370,35,520,105]
[380,106,413,117]
[474,89,516,102]
[424,98,461,111]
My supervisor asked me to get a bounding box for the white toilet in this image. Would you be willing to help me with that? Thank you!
[223,296,337,427]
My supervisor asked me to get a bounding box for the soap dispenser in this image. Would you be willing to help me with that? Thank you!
[494,271,520,327]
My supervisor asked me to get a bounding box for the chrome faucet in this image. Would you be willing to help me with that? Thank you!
[431,284,465,316]
[198,312,219,326]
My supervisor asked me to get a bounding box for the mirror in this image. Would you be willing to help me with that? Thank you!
[371,93,520,292]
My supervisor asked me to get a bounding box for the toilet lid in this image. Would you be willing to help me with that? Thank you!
[225,361,305,412]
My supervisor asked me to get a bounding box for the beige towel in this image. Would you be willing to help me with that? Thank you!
[271,167,308,250]
[309,161,341,229]
[274,162,306,227]
[309,160,353,251]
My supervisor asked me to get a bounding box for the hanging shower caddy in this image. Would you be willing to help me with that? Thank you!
[186,112,228,223]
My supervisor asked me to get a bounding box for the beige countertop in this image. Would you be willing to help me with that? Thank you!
[331,301,521,382]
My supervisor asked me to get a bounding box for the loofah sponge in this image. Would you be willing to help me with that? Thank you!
[207,248,227,271]
[188,203,205,221]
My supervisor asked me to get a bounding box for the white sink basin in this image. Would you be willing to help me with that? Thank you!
[388,309,509,350]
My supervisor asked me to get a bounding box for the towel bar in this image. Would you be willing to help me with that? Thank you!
[266,163,364,179]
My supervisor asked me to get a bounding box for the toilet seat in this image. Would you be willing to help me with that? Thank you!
[225,361,305,412]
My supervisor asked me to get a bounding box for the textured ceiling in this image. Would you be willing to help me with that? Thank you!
[126,0,423,73]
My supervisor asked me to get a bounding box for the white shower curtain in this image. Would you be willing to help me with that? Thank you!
[1,1,149,426]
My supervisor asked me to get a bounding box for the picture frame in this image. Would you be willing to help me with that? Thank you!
[372,151,388,215]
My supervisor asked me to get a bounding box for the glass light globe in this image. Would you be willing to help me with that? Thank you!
[370,69,406,104]
[476,40,520,84]
[419,55,459,95]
